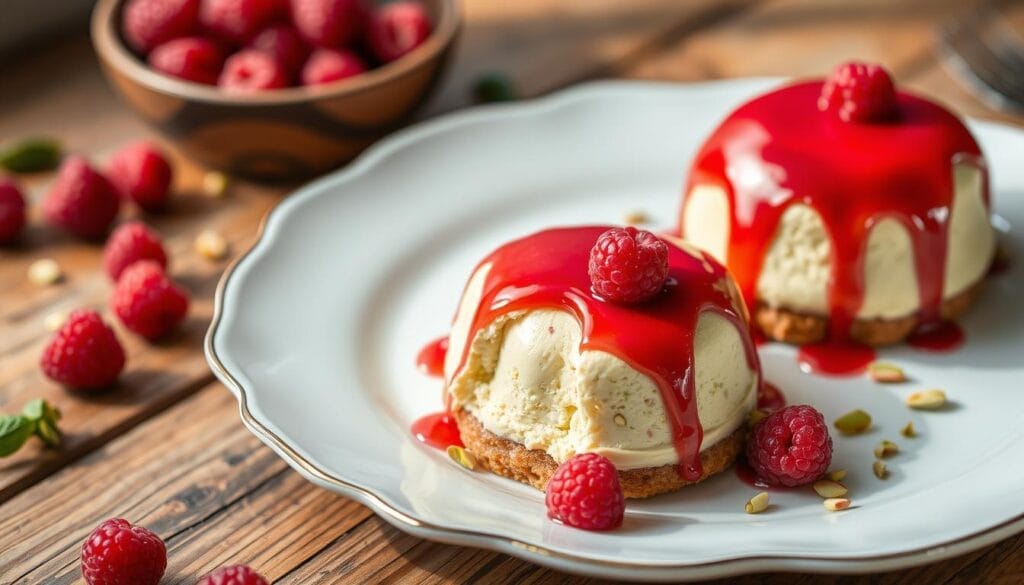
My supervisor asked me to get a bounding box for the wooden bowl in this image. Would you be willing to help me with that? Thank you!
[91,0,460,181]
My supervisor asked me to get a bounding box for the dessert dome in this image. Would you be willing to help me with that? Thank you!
[680,63,995,346]
[442,226,761,498]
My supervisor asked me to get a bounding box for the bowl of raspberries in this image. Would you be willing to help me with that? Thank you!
[91,0,460,180]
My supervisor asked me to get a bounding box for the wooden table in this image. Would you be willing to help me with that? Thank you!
[2,1,1022,583]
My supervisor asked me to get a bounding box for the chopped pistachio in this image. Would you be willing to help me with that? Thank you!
[27,259,63,286]
[824,498,851,511]
[446,445,477,470]
[900,421,917,438]
[906,389,946,410]
[195,229,229,261]
[813,480,848,498]
[867,361,907,383]
[745,491,770,514]
[873,460,889,479]
[834,409,872,435]
[826,469,847,482]
[874,440,899,459]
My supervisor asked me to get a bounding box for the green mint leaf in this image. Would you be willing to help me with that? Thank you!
[0,415,36,457]
[35,419,60,448]
[0,138,61,173]
[21,398,44,421]
[472,73,518,104]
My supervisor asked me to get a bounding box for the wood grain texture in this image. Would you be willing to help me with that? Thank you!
[3,0,1024,583]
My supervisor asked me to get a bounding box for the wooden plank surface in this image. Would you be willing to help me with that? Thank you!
[2,0,1024,582]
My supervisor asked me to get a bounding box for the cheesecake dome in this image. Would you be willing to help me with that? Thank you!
[680,76,995,345]
[443,226,760,492]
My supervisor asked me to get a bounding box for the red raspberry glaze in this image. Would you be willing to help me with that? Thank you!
[81,518,166,585]
[41,310,126,391]
[588,226,669,303]
[746,404,832,487]
[546,453,625,531]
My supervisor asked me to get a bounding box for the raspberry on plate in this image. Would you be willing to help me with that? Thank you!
[301,48,367,86]
[368,1,432,63]
[42,156,121,240]
[81,518,166,585]
[0,179,27,244]
[588,226,669,304]
[112,261,190,340]
[290,0,363,48]
[219,49,290,92]
[818,61,897,123]
[198,564,270,585]
[250,25,310,76]
[149,36,226,85]
[199,0,283,44]
[122,0,200,54]
[545,452,625,531]
[106,141,174,212]
[104,221,168,281]
[41,310,126,391]
[746,404,833,487]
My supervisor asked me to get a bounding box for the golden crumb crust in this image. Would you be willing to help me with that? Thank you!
[453,408,746,499]
[754,279,984,346]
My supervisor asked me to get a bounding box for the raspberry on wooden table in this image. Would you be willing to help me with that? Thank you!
[104,221,168,281]
[106,141,174,212]
[219,49,290,91]
[746,404,833,487]
[122,0,200,54]
[818,61,897,123]
[301,48,367,86]
[112,261,190,340]
[290,0,364,48]
[545,453,625,531]
[0,179,27,244]
[368,1,433,63]
[198,564,270,585]
[588,226,669,304]
[199,0,283,44]
[149,36,226,85]
[42,156,121,240]
[41,310,126,391]
[81,518,166,585]
[249,25,310,76]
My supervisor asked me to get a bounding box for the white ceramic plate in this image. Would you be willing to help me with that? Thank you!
[206,79,1024,582]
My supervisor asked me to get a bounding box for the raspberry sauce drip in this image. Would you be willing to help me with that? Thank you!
[907,321,965,352]
[757,382,786,412]
[448,227,760,482]
[797,341,876,376]
[684,81,987,343]
[416,336,448,378]
[411,412,463,450]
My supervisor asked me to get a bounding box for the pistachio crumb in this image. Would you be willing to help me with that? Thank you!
[28,259,64,286]
[824,498,851,512]
[834,409,872,435]
[905,389,946,410]
[900,421,917,438]
[873,440,899,459]
[873,460,889,479]
[446,445,477,470]
[745,491,769,514]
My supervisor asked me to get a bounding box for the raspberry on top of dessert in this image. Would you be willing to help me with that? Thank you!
[442,226,761,498]
[680,62,995,347]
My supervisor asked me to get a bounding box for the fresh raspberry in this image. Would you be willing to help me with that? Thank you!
[249,25,310,75]
[0,180,27,244]
[301,48,366,86]
[818,61,898,123]
[41,310,126,391]
[290,0,363,48]
[368,1,432,63]
[545,453,625,531]
[112,261,190,340]
[122,0,200,54]
[42,156,121,240]
[588,226,669,303]
[104,222,168,281]
[199,0,283,44]
[149,36,226,85]
[198,565,270,585]
[81,518,166,585]
[106,141,174,212]
[219,49,290,91]
[746,404,833,487]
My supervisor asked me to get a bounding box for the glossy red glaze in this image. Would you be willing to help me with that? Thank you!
[684,81,987,340]
[797,341,876,376]
[411,412,463,450]
[907,321,965,352]
[757,382,786,412]
[448,227,760,481]
[416,336,448,378]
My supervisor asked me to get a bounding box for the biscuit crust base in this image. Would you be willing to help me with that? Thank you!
[754,280,984,346]
[452,408,746,499]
